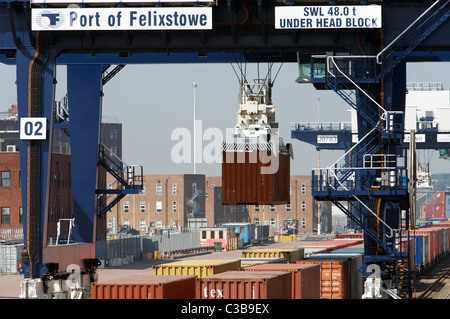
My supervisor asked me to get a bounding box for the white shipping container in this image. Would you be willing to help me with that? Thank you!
[0,244,21,274]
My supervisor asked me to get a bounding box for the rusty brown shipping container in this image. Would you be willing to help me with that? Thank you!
[243,263,320,299]
[91,275,197,299]
[222,150,290,205]
[197,271,291,299]
[296,254,363,299]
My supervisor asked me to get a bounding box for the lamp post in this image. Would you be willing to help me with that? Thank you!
[193,82,197,174]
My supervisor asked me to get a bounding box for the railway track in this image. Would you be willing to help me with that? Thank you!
[413,254,450,299]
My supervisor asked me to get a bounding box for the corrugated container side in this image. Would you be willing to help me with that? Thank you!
[402,235,424,268]
[0,245,20,274]
[222,151,290,205]
[401,237,415,271]
[296,254,363,299]
[435,191,445,205]
[435,205,445,218]
[242,248,304,263]
[197,271,291,299]
[91,275,197,299]
[300,239,363,253]
[152,260,241,278]
[243,263,321,299]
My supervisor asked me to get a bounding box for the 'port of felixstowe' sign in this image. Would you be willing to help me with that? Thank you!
[32,7,212,31]
[275,5,382,29]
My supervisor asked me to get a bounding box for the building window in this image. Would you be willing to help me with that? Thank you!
[123,219,130,226]
[172,183,177,195]
[301,201,306,212]
[1,207,10,223]
[156,183,162,195]
[254,205,260,212]
[141,184,146,196]
[172,201,177,213]
[286,204,291,212]
[19,207,23,224]
[1,171,10,187]
[254,217,260,225]
[156,219,162,227]
[109,129,118,140]
[202,231,207,239]
[270,205,275,212]
[123,201,129,213]
[156,201,162,213]
[140,219,146,231]
[219,231,223,239]
[109,217,117,233]
[270,217,276,226]
[302,218,306,229]
[211,231,215,239]
[301,184,306,195]
[140,202,146,213]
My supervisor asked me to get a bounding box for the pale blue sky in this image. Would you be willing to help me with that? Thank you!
[1,60,449,177]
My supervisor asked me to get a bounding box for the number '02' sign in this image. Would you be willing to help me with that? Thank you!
[20,118,47,140]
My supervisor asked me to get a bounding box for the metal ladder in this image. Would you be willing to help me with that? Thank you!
[97,144,144,217]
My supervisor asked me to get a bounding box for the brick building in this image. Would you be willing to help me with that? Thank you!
[0,153,22,226]
[106,174,327,236]
[106,174,207,234]
[205,176,249,226]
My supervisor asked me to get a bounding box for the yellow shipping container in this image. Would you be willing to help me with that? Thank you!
[242,248,304,263]
[152,259,241,278]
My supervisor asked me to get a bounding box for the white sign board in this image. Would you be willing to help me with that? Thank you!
[20,118,47,140]
[32,7,212,31]
[317,135,338,144]
[404,134,426,143]
[275,5,382,29]
[437,134,450,143]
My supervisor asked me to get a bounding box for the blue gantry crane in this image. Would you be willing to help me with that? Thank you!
[0,0,449,299]
[292,0,450,298]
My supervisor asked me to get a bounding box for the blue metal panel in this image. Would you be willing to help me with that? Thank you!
[68,64,103,244]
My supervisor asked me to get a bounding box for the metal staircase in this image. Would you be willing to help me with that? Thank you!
[305,1,450,262]
[376,0,450,80]
[97,144,144,217]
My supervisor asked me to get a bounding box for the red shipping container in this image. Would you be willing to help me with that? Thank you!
[435,192,445,205]
[222,151,290,205]
[197,271,291,299]
[434,221,450,228]
[425,205,436,219]
[91,275,197,299]
[435,205,445,218]
[242,263,320,299]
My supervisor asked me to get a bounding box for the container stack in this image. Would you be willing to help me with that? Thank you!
[90,222,450,299]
